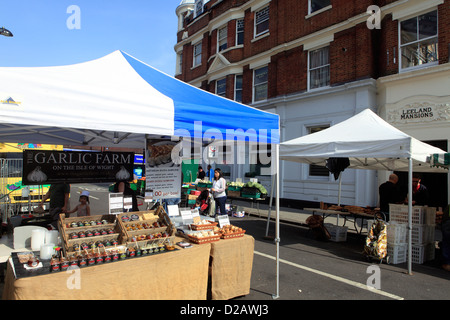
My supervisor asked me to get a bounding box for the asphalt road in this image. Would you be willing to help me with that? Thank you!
[70,183,450,301]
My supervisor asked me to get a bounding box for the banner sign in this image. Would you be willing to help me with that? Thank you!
[145,139,182,199]
[22,150,135,185]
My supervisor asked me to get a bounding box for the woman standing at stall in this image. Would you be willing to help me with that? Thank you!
[211,168,227,216]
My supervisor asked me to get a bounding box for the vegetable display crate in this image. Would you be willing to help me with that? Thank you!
[197,183,212,188]
[226,190,241,198]
[227,186,242,191]
[324,224,348,242]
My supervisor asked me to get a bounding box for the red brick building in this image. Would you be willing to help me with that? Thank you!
[175,0,449,208]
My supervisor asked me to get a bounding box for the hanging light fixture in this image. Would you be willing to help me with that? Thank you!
[0,27,13,37]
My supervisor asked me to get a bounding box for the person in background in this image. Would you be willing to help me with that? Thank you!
[197,166,206,180]
[211,168,227,216]
[206,164,214,182]
[409,173,429,206]
[39,183,70,227]
[66,190,91,217]
[378,173,403,220]
[113,181,138,212]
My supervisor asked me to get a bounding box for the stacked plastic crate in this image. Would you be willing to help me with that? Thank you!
[389,204,436,264]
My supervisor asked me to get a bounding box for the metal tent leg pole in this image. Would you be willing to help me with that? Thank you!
[272,144,280,299]
[264,173,275,239]
[407,157,413,275]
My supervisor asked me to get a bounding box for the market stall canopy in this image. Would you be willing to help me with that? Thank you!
[279,109,446,172]
[0,50,279,148]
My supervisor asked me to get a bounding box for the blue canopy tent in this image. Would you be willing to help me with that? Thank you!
[0,50,282,298]
[0,50,279,147]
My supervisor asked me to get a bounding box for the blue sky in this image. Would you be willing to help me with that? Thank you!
[0,0,181,75]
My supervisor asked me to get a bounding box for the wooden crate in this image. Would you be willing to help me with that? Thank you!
[117,206,176,248]
[58,214,124,254]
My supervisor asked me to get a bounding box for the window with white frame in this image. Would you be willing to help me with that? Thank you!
[309,46,330,90]
[255,6,269,37]
[234,74,243,102]
[195,0,203,17]
[400,10,438,70]
[218,26,228,52]
[177,52,183,74]
[253,66,268,102]
[193,41,202,67]
[236,19,244,45]
[308,125,330,177]
[309,0,331,14]
[216,78,226,97]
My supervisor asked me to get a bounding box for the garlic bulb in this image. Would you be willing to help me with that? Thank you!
[115,166,131,180]
[27,166,47,182]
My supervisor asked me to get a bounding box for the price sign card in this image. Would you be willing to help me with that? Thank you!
[180,209,194,225]
[217,215,230,228]
[167,205,179,217]
[191,208,201,224]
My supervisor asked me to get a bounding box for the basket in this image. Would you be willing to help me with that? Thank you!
[187,234,220,244]
[190,222,218,230]
[220,230,246,239]
[227,186,242,191]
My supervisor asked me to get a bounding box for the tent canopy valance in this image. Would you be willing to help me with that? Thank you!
[430,153,450,169]
[279,109,446,172]
[0,50,280,148]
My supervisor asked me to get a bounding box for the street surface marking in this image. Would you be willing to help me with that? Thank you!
[254,250,404,300]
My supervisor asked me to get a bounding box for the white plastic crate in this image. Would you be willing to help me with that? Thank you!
[410,225,435,244]
[389,204,436,225]
[386,222,407,244]
[409,243,435,264]
[324,224,348,242]
[387,243,407,264]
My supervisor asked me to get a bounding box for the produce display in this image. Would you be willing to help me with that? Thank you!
[214,225,246,239]
[243,181,267,195]
[190,219,218,230]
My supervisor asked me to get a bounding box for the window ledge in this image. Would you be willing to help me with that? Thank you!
[305,5,332,19]
[191,63,202,70]
[252,31,270,43]
[399,61,439,74]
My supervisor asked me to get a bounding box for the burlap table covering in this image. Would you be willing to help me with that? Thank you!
[209,234,254,300]
[2,239,211,300]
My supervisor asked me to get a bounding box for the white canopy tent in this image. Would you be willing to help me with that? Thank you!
[0,51,283,298]
[279,109,447,275]
[0,50,279,147]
